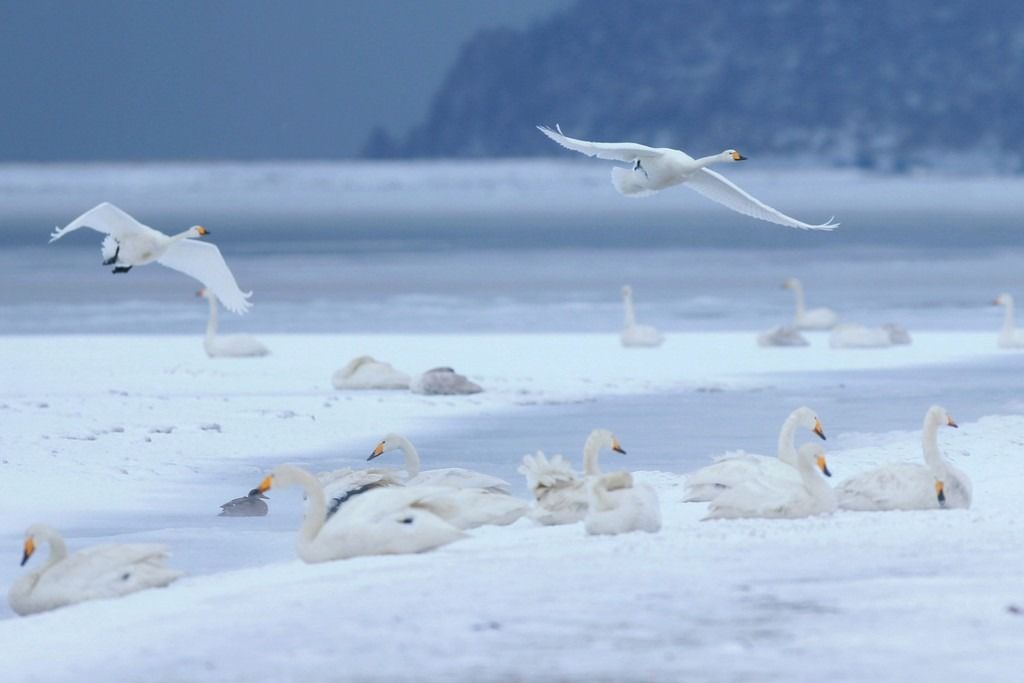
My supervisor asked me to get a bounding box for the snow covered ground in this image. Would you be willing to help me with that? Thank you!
[2,332,1023,682]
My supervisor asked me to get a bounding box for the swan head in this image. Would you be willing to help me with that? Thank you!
[585,428,626,456]
[20,535,36,567]
[368,432,405,461]
[256,464,308,493]
[195,288,209,299]
[926,405,957,429]
[622,285,633,298]
[19,523,56,566]
[188,225,210,238]
[935,480,946,506]
[782,277,800,290]
[792,406,826,440]
[723,149,746,162]
[797,443,831,477]
[993,293,1012,306]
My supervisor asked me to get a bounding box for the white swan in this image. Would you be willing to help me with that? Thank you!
[683,406,827,502]
[584,471,662,535]
[537,125,838,230]
[368,433,512,493]
[783,278,839,330]
[757,325,809,347]
[196,288,269,358]
[620,285,664,347]
[410,367,483,395]
[255,465,466,562]
[8,524,183,616]
[518,428,627,525]
[704,443,837,520]
[331,356,410,390]
[836,406,971,511]
[994,294,1024,348]
[50,202,252,314]
[829,323,893,349]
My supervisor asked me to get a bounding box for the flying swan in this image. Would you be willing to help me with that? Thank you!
[537,125,838,230]
[683,406,827,502]
[196,288,269,357]
[704,443,837,520]
[782,278,839,330]
[518,428,628,525]
[50,202,253,314]
[836,406,971,511]
[620,285,664,347]
[993,294,1024,348]
[8,524,183,616]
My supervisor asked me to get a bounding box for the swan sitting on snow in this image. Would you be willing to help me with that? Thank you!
[411,367,483,395]
[757,325,809,347]
[369,433,511,492]
[683,406,827,502]
[585,471,662,535]
[537,125,838,230]
[196,288,269,358]
[620,285,664,347]
[783,278,839,330]
[518,428,627,525]
[836,406,971,511]
[829,322,912,348]
[8,524,183,616]
[256,465,466,562]
[993,293,1024,348]
[331,356,410,390]
[50,202,253,314]
[704,443,836,520]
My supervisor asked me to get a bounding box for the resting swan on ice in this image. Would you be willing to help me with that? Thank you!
[8,524,183,616]
[537,125,838,230]
[585,470,662,535]
[369,433,512,492]
[783,278,839,330]
[836,406,971,511]
[829,323,912,348]
[757,325,809,347]
[411,367,483,395]
[518,428,627,525]
[50,202,253,314]
[196,288,269,358]
[993,294,1024,348]
[331,356,410,390]
[704,443,836,520]
[255,465,466,562]
[620,285,664,347]
[683,406,827,502]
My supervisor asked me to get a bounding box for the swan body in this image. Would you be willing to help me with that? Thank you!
[994,294,1024,348]
[837,406,971,511]
[783,278,839,330]
[585,471,662,535]
[331,355,410,390]
[518,429,627,525]
[369,433,511,493]
[829,323,894,349]
[257,465,466,563]
[218,488,269,517]
[620,285,664,347]
[410,367,483,395]
[196,288,269,357]
[683,407,827,502]
[757,325,809,347]
[50,202,253,314]
[8,524,183,616]
[704,443,837,520]
[537,125,838,230]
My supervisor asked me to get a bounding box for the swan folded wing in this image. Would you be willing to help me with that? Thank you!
[537,125,662,162]
[705,480,795,519]
[157,240,252,314]
[40,544,179,598]
[407,468,511,493]
[50,202,147,243]
[685,169,839,231]
[519,452,579,493]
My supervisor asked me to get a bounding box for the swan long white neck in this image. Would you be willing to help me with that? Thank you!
[40,527,68,568]
[205,294,219,345]
[777,410,803,465]
[921,411,950,477]
[1000,296,1016,336]
[582,433,606,476]
[693,153,728,169]
[797,455,832,502]
[789,281,807,318]
[393,435,421,478]
[280,466,328,549]
[623,289,637,328]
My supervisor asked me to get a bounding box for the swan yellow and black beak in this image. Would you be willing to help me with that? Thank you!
[612,437,626,455]
[935,480,946,506]
[196,226,210,236]
[816,454,832,478]
[368,441,386,461]
[731,151,747,161]
[20,537,35,567]
[947,415,959,428]
[256,475,273,495]
[813,418,827,441]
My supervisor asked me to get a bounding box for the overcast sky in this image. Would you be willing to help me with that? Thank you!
[0,1,573,161]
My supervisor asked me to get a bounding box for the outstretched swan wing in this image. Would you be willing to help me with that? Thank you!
[156,240,252,314]
[685,169,839,231]
[50,202,151,242]
[537,125,663,162]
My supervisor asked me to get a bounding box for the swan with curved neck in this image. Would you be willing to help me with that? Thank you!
[581,428,626,476]
[368,433,511,492]
[837,405,971,510]
[683,406,827,502]
[620,285,664,347]
[196,288,269,358]
[705,443,837,520]
[994,293,1024,348]
[256,464,465,562]
[8,523,182,616]
[783,278,839,330]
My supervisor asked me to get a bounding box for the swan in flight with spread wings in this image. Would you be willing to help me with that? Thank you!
[537,125,838,231]
[50,202,253,314]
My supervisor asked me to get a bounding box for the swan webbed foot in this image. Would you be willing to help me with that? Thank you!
[102,244,120,266]
[633,159,649,178]
[112,265,133,274]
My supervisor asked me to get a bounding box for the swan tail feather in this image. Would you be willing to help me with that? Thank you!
[518,451,578,497]
[611,167,657,197]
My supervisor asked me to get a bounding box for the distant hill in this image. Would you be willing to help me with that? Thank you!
[365,0,1024,171]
